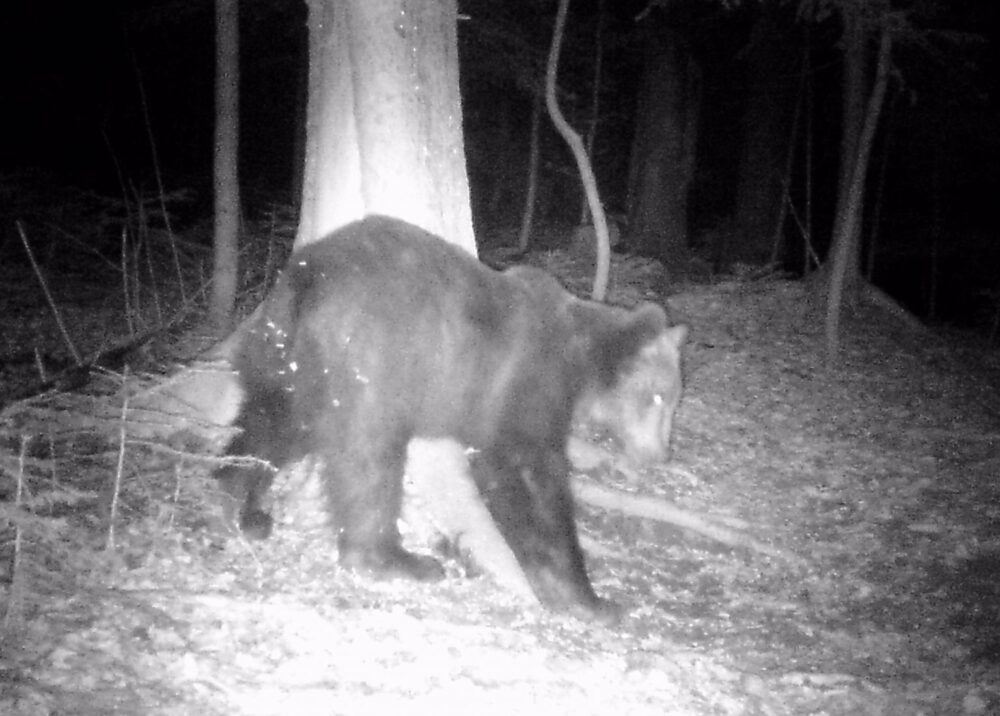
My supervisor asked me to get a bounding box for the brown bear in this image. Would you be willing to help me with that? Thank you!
[215,215,685,621]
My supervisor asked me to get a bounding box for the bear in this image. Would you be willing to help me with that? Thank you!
[214,215,686,621]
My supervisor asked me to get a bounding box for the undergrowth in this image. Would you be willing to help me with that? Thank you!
[0,175,297,671]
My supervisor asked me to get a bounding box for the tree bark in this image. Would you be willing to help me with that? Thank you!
[828,3,868,303]
[732,3,799,266]
[545,0,610,301]
[517,92,542,253]
[160,0,474,428]
[210,0,240,328]
[626,23,699,270]
[825,26,892,360]
[578,0,606,225]
[298,0,474,253]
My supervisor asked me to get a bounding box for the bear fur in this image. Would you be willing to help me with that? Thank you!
[215,215,685,621]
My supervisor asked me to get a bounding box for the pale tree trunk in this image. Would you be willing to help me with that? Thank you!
[175,0,508,595]
[298,0,473,253]
[209,0,240,328]
[825,25,892,360]
[156,0,474,428]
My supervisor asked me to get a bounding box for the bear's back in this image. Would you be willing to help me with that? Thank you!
[278,216,581,445]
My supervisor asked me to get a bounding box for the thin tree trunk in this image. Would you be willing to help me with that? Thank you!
[928,139,942,321]
[732,2,798,265]
[828,4,867,301]
[290,32,308,213]
[866,95,895,282]
[626,22,698,269]
[579,0,606,225]
[769,45,807,266]
[210,0,240,328]
[546,0,610,301]
[825,27,892,361]
[518,92,542,252]
[803,22,815,274]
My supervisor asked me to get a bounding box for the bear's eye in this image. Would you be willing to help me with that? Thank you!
[651,393,664,407]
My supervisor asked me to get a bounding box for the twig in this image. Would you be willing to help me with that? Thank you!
[16,222,83,366]
[145,233,164,324]
[121,226,135,335]
[106,368,130,551]
[33,348,49,382]
[125,440,270,470]
[2,436,29,633]
[169,461,183,529]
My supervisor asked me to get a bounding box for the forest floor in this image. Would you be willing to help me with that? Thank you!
[1,240,999,715]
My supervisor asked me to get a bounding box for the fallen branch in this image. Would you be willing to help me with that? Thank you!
[573,477,802,564]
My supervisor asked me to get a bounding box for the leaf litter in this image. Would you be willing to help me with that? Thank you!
[2,256,999,715]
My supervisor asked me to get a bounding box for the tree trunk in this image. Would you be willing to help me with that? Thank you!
[626,23,699,270]
[290,30,308,213]
[578,0,606,225]
[825,25,892,360]
[517,92,542,252]
[297,0,473,253]
[163,0,511,594]
[546,0,610,301]
[821,2,868,306]
[209,0,240,328]
[158,0,474,428]
[732,2,799,266]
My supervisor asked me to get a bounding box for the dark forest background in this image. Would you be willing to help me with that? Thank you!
[1,0,997,334]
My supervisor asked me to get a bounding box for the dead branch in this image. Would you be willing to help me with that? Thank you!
[573,478,802,564]
[16,221,82,366]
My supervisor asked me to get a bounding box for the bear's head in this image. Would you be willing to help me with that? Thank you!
[573,303,687,466]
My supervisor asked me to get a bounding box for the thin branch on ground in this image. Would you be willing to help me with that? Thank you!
[574,477,803,564]
[16,221,83,366]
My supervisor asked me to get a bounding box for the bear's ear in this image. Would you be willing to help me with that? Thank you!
[630,302,669,334]
[579,302,675,386]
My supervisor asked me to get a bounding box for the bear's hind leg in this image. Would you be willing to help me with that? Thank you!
[320,439,444,582]
[472,447,621,622]
[216,386,295,539]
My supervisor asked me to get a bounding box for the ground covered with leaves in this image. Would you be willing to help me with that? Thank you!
[1,247,999,715]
